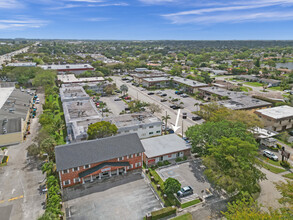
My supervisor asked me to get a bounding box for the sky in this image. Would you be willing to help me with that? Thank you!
[0,0,293,40]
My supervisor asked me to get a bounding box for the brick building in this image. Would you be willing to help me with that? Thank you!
[55,133,145,188]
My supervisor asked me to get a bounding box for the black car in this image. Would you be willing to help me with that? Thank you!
[192,116,202,121]
[170,105,176,109]
[148,92,155,95]
[161,99,167,102]
[182,112,187,119]
[160,93,167,97]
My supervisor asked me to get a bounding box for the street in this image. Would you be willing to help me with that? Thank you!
[113,76,203,136]
[0,93,46,220]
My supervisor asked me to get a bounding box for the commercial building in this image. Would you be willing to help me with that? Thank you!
[40,64,94,74]
[76,113,162,141]
[60,85,101,142]
[132,72,169,84]
[255,105,293,131]
[0,87,33,146]
[55,133,145,188]
[57,74,104,84]
[236,75,281,87]
[142,134,191,166]
[199,87,271,111]
[141,77,169,88]
[171,76,208,93]
[6,62,36,67]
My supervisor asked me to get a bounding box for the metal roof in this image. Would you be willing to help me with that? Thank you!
[55,133,145,171]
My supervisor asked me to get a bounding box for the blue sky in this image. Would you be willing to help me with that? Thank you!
[1,0,293,40]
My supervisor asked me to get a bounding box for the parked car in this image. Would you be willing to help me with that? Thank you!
[160,98,167,102]
[175,91,183,95]
[263,150,278,161]
[156,91,162,94]
[192,116,202,121]
[114,98,121,101]
[148,92,155,95]
[173,105,182,110]
[177,186,193,198]
[183,137,190,143]
[166,128,174,134]
[160,93,167,97]
[181,94,189,98]
[36,98,40,104]
[182,112,187,119]
[124,96,131,100]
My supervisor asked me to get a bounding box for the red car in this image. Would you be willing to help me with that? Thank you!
[124,96,131,100]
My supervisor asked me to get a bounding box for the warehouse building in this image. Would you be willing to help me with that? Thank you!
[40,64,94,74]
[55,133,144,188]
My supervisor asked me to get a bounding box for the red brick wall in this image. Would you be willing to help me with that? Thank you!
[60,152,143,188]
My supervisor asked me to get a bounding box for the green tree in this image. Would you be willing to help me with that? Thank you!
[162,112,171,134]
[149,103,162,114]
[164,177,181,195]
[27,143,40,157]
[40,137,57,160]
[120,84,128,95]
[275,180,293,215]
[32,70,56,88]
[186,120,256,155]
[87,121,118,140]
[203,137,265,195]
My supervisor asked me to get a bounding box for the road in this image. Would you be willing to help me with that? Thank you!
[113,77,203,136]
[0,93,46,220]
[0,42,38,65]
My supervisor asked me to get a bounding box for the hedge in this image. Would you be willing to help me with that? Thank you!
[171,213,193,220]
[151,207,176,220]
[181,199,201,209]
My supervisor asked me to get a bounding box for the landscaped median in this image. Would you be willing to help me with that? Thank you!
[171,212,193,220]
[258,160,286,174]
[283,173,293,179]
[180,198,201,209]
[145,207,177,220]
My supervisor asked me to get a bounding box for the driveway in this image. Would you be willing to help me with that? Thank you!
[157,160,224,203]
[64,172,162,220]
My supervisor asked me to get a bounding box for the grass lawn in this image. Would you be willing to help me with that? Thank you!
[244,82,264,87]
[240,86,253,92]
[259,160,286,174]
[181,199,201,209]
[259,155,283,167]
[268,86,282,91]
[283,173,293,179]
[171,213,193,220]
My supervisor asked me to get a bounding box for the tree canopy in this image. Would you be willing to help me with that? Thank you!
[203,137,265,195]
[164,177,181,195]
[87,121,118,140]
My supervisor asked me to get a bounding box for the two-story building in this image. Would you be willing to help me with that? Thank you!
[55,133,145,188]
[255,105,293,131]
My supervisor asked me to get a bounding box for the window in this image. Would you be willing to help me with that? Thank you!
[138,162,141,167]
[84,164,90,169]
[126,155,129,159]
[136,153,140,157]
[72,167,79,172]
[133,128,138,131]
[135,163,138,167]
[130,164,133,168]
[160,156,163,161]
[125,130,129,133]
[142,133,146,136]
[64,180,70,186]
[156,130,160,133]
[73,178,80,183]
[149,126,154,128]
[130,154,133,158]
[149,132,154,135]
[118,156,124,161]
[63,169,69,174]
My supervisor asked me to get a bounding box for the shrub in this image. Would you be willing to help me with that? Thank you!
[157,161,164,167]
[175,157,183,162]
[151,207,176,220]
[280,160,290,168]
[163,160,171,166]
[276,143,282,149]
[183,156,187,161]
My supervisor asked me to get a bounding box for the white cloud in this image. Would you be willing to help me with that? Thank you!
[162,0,293,24]
[139,0,178,4]
[65,0,104,2]
[85,17,110,21]
[0,18,48,30]
[0,0,23,9]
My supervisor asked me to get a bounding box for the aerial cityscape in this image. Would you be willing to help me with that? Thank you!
[1,1,293,220]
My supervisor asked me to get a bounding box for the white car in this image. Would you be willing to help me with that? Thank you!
[263,150,278,161]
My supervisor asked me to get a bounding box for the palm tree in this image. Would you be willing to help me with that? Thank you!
[162,111,171,135]
[120,84,128,96]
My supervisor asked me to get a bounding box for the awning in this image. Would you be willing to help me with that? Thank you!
[78,161,130,178]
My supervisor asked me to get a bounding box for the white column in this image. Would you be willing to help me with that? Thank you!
[124,166,127,174]
[109,171,112,177]
[99,173,102,179]
[117,169,119,175]
[90,175,93,182]
[82,178,85,184]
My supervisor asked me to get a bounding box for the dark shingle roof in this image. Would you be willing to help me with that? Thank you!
[55,133,145,171]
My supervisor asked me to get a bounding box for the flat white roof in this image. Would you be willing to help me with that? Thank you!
[57,74,104,83]
[0,87,14,109]
[40,64,94,70]
[141,134,191,158]
[255,105,293,119]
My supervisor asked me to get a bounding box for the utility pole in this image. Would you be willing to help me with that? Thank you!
[182,119,184,138]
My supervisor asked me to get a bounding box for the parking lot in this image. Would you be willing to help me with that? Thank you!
[100,96,128,116]
[64,172,162,220]
[157,160,223,203]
